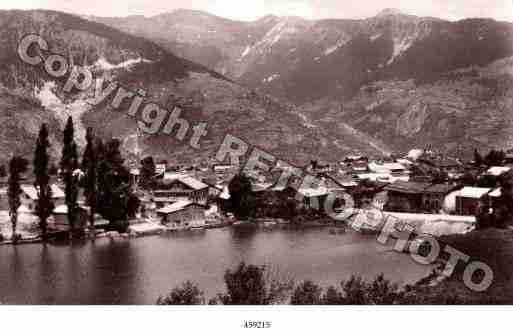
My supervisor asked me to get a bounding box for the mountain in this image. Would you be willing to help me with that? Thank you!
[0,9,389,167]
[90,9,513,155]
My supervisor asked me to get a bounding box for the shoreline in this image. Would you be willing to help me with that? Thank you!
[0,218,339,246]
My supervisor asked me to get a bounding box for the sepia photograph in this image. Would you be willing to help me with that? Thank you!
[1,0,513,327]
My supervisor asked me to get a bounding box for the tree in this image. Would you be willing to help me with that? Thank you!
[82,128,97,234]
[34,124,54,241]
[8,157,28,243]
[214,262,295,305]
[96,138,140,231]
[217,262,268,305]
[228,174,253,219]
[0,164,6,178]
[61,116,80,236]
[474,149,483,167]
[48,163,59,176]
[157,281,205,305]
[322,286,345,305]
[484,149,505,167]
[60,117,79,174]
[139,156,156,190]
[290,280,323,305]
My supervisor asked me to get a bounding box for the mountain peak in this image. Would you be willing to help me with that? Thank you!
[376,8,405,17]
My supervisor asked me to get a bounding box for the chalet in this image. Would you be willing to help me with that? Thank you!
[154,174,208,207]
[157,201,208,229]
[421,184,460,213]
[419,156,461,173]
[384,182,433,213]
[383,182,459,213]
[455,187,492,216]
[20,184,65,212]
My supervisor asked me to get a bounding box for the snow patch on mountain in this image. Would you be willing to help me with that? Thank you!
[324,38,350,56]
[241,46,251,58]
[92,57,152,71]
[370,33,383,41]
[263,74,280,83]
[35,81,90,147]
[387,36,415,65]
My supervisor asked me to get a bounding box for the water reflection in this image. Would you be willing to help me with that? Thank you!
[0,228,431,304]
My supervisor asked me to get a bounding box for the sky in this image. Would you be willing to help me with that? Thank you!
[1,0,512,22]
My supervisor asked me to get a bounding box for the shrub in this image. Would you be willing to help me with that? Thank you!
[157,281,205,305]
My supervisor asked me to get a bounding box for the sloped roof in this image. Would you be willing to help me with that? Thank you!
[162,174,208,190]
[458,187,492,199]
[157,200,194,214]
[384,181,432,194]
[298,186,329,197]
[220,187,231,200]
[424,184,458,194]
[179,176,208,190]
[489,188,502,197]
[369,162,406,173]
[487,167,512,177]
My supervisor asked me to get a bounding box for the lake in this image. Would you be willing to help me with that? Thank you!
[0,227,431,304]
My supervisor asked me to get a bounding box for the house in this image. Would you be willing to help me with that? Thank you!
[384,182,433,212]
[368,162,407,174]
[20,184,65,212]
[213,164,235,174]
[385,181,460,213]
[455,187,492,216]
[421,184,460,213]
[157,200,208,229]
[155,163,167,176]
[50,205,89,231]
[296,186,329,210]
[154,174,209,207]
[351,161,369,173]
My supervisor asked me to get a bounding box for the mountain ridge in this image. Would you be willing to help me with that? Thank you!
[0,9,388,166]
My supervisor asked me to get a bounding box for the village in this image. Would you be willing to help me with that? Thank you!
[1,129,513,244]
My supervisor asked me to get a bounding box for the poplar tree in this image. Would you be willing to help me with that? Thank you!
[82,127,97,234]
[8,156,28,243]
[61,117,79,236]
[34,124,54,241]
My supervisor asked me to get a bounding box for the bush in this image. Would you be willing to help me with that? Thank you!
[216,263,294,305]
[157,281,205,305]
[290,281,323,305]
